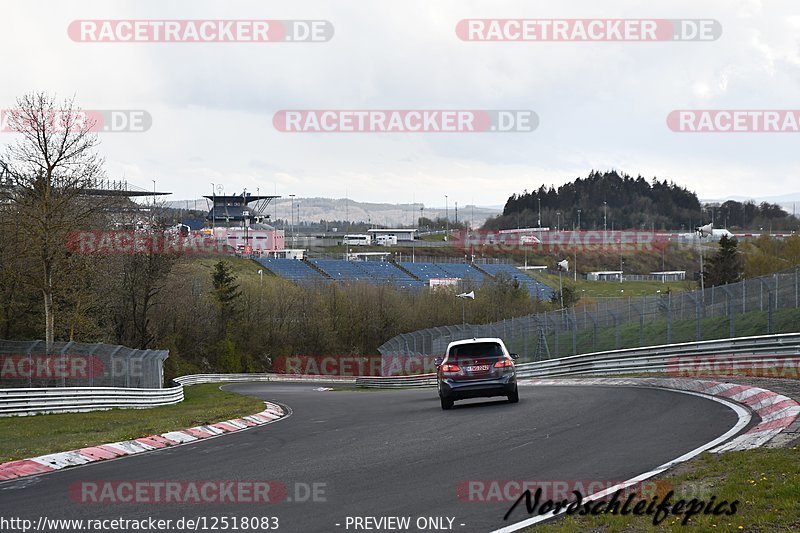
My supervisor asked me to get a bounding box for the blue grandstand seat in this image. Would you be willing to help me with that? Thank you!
[255,258,326,281]
[311,260,418,286]
[256,258,550,298]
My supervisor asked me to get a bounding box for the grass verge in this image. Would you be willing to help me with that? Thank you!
[529,271,695,298]
[530,446,800,532]
[0,384,265,463]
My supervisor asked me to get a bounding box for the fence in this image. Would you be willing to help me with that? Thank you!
[359,332,800,387]
[378,267,800,365]
[303,252,516,265]
[0,340,168,389]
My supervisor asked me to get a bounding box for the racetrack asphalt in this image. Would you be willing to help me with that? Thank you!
[0,382,741,532]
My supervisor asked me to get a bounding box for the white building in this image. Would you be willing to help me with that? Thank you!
[367,228,417,242]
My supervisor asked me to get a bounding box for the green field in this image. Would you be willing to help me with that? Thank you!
[0,384,265,463]
[419,233,449,242]
[529,271,696,298]
[534,447,800,532]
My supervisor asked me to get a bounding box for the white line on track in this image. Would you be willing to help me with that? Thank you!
[492,386,751,532]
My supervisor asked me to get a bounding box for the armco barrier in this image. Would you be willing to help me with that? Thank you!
[173,373,356,386]
[0,374,356,417]
[354,375,437,389]
[356,333,800,388]
[0,386,184,416]
[4,334,798,414]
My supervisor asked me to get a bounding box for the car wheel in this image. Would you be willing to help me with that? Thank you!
[441,397,454,410]
[507,387,519,403]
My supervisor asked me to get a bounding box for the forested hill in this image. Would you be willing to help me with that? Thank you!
[485,170,799,231]
[484,170,705,231]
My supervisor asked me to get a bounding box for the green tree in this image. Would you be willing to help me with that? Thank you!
[211,260,241,337]
[704,236,743,286]
[0,93,109,350]
[551,285,580,308]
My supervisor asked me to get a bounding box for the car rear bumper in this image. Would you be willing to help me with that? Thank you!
[439,374,517,400]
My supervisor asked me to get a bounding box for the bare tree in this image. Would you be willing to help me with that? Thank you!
[0,93,106,350]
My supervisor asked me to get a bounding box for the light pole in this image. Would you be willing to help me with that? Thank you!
[604,201,608,232]
[445,195,449,236]
[557,260,568,308]
[537,195,541,228]
[243,209,250,255]
[556,211,561,232]
[211,183,216,239]
[289,194,295,246]
[577,209,581,231]
[574,248,578,282]
[456,290,475,330]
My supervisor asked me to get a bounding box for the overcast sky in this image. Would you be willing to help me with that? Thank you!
[2,0,799,208]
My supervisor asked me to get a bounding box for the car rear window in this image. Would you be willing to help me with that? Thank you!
[448,342,505,362]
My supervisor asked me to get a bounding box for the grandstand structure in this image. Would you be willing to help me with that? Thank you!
[254,257,555,299]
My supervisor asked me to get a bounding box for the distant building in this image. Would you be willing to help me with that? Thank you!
[204,192,278,228]
[587,271,623,281]
[203,192,284,253]
[650,271,686,282]
[367,228,417,242]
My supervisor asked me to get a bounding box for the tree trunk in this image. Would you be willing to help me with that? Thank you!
[43,290,54,352]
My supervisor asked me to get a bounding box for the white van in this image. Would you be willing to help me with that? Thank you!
[375,235,397,246]
[343,234,371,246]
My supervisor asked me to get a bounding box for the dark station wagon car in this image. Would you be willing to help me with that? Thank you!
[435,337,519,410]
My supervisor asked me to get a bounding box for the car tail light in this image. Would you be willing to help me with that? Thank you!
[440,363,460,373]
[493,358,514,368]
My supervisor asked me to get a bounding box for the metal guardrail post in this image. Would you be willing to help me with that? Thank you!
[684,292,702,341]
[25,341,43,388]
[87,343,103,387]
[607,310,620,349]
[756,278,774,334]
[585,311,598,353]
[666,293,673,344]
[59,341,75,388]
[630,302,644,347]
[718,285,735,339]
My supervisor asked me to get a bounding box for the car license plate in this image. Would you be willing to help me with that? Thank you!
[465,364,490,372]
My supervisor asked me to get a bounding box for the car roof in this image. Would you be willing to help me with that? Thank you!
[446,337,505,350]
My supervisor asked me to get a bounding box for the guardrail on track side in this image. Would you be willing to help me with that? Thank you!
[1,374,357,417]
[3,333,798,413]
[356,332,800,388]
[0,386,184,416]
[174,374,357,386]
